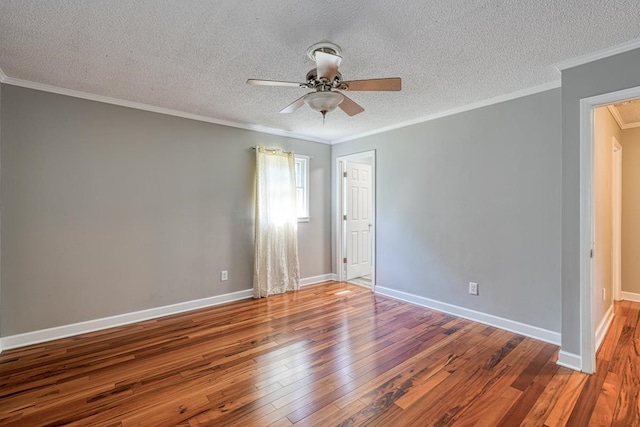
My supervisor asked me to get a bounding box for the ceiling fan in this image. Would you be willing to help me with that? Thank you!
[247,41,401,120]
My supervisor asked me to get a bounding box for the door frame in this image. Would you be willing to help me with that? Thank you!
[335,150,376,290]
[612,137,622,302]
[579,85,640,373]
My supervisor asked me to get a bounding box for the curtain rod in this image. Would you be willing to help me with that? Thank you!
[250,146,314,158]
[250,146,291,154]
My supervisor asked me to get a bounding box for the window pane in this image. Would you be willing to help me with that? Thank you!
[295,162,302,187]
[294,155,309,219]
[297,188,304,216]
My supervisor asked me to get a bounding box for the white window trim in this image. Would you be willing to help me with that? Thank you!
[295,155,310,222]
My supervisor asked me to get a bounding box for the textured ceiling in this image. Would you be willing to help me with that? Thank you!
[1,1,640,143]
[610,98,640,129]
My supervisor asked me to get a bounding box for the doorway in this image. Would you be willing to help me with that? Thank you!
[336,151,376,290]
[579,86,640,373]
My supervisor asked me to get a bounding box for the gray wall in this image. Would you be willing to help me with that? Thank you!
[0,85,331,336]
[332,89,562,332]
[561,48,640,356]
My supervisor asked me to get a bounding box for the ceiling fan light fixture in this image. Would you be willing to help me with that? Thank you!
[304,91,344,115]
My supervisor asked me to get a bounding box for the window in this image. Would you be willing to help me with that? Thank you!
[294,155,309,222]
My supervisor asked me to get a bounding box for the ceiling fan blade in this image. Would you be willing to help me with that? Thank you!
[279,94,309,113]
[341,78,402,91]
[315,51,342,81]
[338,93,365,116]
[247,79,307,88]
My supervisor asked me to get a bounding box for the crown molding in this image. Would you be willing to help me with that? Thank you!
[3,37,640,145]
[608,104,626,129]
[332,80,561,144]
[2,70,562,146]
[555,37,640,71]
[607,104,640,130]
[0,76,332,145]
[0,69,563,146]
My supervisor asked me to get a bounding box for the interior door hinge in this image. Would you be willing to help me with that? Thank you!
[590,248,593,258]
[343,257,347,264]
[343,214,347,220]
[343,171,347,178]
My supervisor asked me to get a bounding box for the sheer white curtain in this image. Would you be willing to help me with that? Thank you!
[254,147,300,298]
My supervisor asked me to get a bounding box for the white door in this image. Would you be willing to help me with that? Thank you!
[345,161,372,280]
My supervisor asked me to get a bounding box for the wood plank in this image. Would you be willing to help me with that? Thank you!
[589,370,622,426]
[296,399,366,426]
[358,331,527,426]
[564,357,609,426]
[542,370,589,427]
[495,356,559,426]
[472,387,522,427]
[1,283,639,426]
[519,366,574,427]
[610,338,640,426]
[449,338,547,426]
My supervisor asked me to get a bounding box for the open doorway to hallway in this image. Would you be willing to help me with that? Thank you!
[581,92,640,373]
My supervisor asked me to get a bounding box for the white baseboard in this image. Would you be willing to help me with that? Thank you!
[0,274,336,352]
[374,286,561,346]
[621,291,640,302]
[557,351,582,371]
[595,304,614,351]
[0,288,254,351]
[299,274,335,287]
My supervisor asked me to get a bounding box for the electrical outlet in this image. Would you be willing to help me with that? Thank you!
[221,270,228,281]
[602,287,606,301]
[469,282,479,296]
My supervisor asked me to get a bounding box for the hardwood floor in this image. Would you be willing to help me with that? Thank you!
[0,282,638,426]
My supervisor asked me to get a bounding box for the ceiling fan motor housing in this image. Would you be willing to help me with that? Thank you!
[306,69,343,89]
